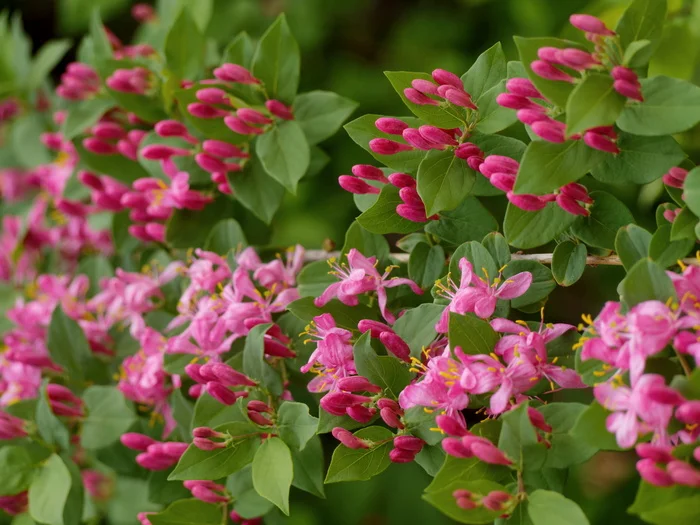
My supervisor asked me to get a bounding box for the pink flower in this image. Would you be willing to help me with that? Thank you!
[253,245,305,288]
[300,314,356,392]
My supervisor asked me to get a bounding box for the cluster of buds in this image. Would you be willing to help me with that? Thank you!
[47,383,84,418]
[331,427,373,449]
[247,400,275,426]
[192,426,230,451]
[82,470,114,501]
[120,432,188,470]
[56,62,100,101]
[183,480,230,504]
[636,442,700,488]
[663,207,682,224]
[184,362,256,404]
[78,171,129,211]
[498,78,621,154]
[370,117,460,155]
[83,121,147,160]
[0,410,28,440]
[663,166,688,189]
[389,435,425,463]
[376,397,405,429]
[405,69,477,109]
[358,319,413,362]
[321,391,376,423]
[453,488,514,513]
[106,67,153,95]
[437,414,512,465]
[0,492,28,516]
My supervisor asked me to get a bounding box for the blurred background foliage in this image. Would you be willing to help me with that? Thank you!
[1,0,699,523]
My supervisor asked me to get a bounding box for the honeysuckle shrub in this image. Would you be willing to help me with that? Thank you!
[1,1,700,524]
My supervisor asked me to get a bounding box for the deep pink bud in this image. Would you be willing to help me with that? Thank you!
[481,155,520,176]
[455,142,483,160]
[187,103,228,119]
[213,64,258,84]
[517,108,549,125]
[507,191,549,211]
[583,131,620,154]
[393,436,425,452]
[531,119,566,143]
[411,79,439,95]
[557,48,598,70]
[191,485,229,504]
[346,405,377,423]
[389,448,416,463]
[388,172,416,188]
[206,382,239,406]
[527,407,552,433]
[376,398,401,412]
[496,93,538,110]
[263,337,296,358]
[154,120,188,138]
[570,14,615,36]
[339,175,380,195]
[202,140,247,159]
[556,194,589,216]
[379,331,412,362]
[321,392,371,416]
[456,497,478,510]
[375,117,409,135]
[160,442,188,458]
[223,116,263,135]
[636,443,674,464]
[436,414,468,437]
[380,407,405,429]
[676,401,700,424]
[83,137,116,155]
[531,60,576,83]
[265,99,294,120]
[611,66,638,83]
[351,164,389,182]
[237,108,273,125]
[121,433,157,451]
[248,411,273,426]
[210,363,257,387]
[482,491,511,511]
[141,144,190,160]
[537,47,561,63]
[399,187,425,208]
[337,376,382,393]
[663,167,688,188]
[419,125,458,146]
[193,427,225,439]
[369,138,413,155]
[560,182,592,203]
[648,385,685,406]
[402,128,438,150]
[506,78,542,99]
[442,437,473,458]
[136,452,174,470]
[490,173,516,192]
[195,153,229,174]
[432,69,464,89]
[195,87,230,106]
[92,122,125,140]
[444,88,477,109]
[332,427,369,449]
[637,458,674,486]
[358,319,394,338]
[396,204,429,222]
[245,401,271,414]
[614,80,644,101]
[471,441,512,465]
[404,88,438,106]
[667,461,700,487]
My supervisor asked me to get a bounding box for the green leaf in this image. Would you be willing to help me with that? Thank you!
[77,255,112,297]
[425,197,499,246]
[462,42,507,102]
[228,152,285,225]
[29,454,72,525]
[325,426,393,483]
[11,114,53,169]
[251,14,300,103]
[624,39,652,67]
[417,150,476,216]
[628,482,700,525]
[242,323,282,395]
[204,218,247,254]
[47,307,92,383]
[295,260,337,298]
[166,196,234,249]
[290,435,325,498]
[552,242,586,286]
[571,191,635,250]
[393,303,444,358]
[565,73,626,136]
[256,120,309,194]
[357,184,424,235]
[171,388,194,442]
[513,140,605,195]
[616,0,668,67]
[223,31,255,67]
[344,114,427,173]
[385,71,466,128]
[474,80,518,134]
[590,132,685,184]
[527,490,590,525]
[148,499,222,525]
[0,446,36,497]
[617,76,700,136]
[615,224,652,271]
[682,166,700,217]
[27,39,71,91]
[287,296,377,332]
[504,202,577,249]
[414,444,446,477]
[482,232,512,269]
[498,402,545,471]
[147,469,191,506]
[449,313,499,355]
[74,142,149,184]
[252,437,293,515]
[294,90,358,146]
[276,401,318,451]
[670,207,698,241]
[89,10,112,62]
[81,386,135,450]
[538,403,597,469]
[619,257,676,306]
[341,221,390,262]
[423,479,507,524]
[353,332,411,397]
[227,466,274,519]
[169,422,259,480]
[192,394,248,429]
[164,9,205,80]
[450,240,498,279]
[35,382,70,451]
[649,224,694,267]
[570,401,624,451]
[409,243,445,289]
[504,259,555,309]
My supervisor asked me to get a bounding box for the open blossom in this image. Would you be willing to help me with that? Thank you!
[300,314,356,392]
[435,258,532,332]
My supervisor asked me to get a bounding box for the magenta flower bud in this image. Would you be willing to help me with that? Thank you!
[116,139,138,160]
[411,78,439,95]
[376,398,401,412]
[432,69,464,89]
[379,331,412,362]
[195,153,228,174]
[557,48,599,70]
[454,142,483,160]
[453,489,473,500]
[237,108,273,125]
[337,376,382,394]
[456,497,478,510]
[265,99,294,120]
[402,128,438,150]
[663,167,688,188]
[210,363,257,387]
[332,427,370,449]
[404,88,438,106]
[637,458,674,486]
[667,461,700,488]
[470,441,513,466]
[611,66,638,83]
[92,122,125,140]
[506,77,542,99]
[636,443,674,464]
[248,411,273,426]
[369,138,413,155]
[676,401,700,424]
[570,14,615,36]
[380,407,405,429]
[160,442,188,458]
[531,60,576,83]
[516,108,549,126]
[584,131,620,154]
[614,80,644,101]
[648,385,685,406]
[321,392,371,416]
[507,191,549,211]
[375,117,410,135]
[83,137,116,155]
[46,383,81,404]
[223,116,262,135]
[482,491,511,511]
[389,448,416,463]
[393,436,425,452]
[435,415,468,437]
[396,204,429,222]
[399,187,424,208]
[490,173,516,192]
[444,88,477,109]
[537,46,561,63]
[346,405,377,423]
[339,175,380,195]
[121,433,157,451]
[663,209,680,223]
[531,119,566,143]
[466,156,483,171]
[442,437,473,458]
[141,144,190,160]
[127,225,150,243]
[154,120,188,138]
[388,172,416,188]
[527,407,552,433]
[190,485,229,504]
[263,337,296,358]
[351,164,389,183]
[246,401,271,414]
[481,155,520,176]
[556,194,589,216]
[184,363,208,384]
[196,87,230,106]
[67,62,98,80]
[187,103,228,119]
[560,182,592,203]
[201,140,246,159]
[496,93,538,110]
[135,452,174,470]
[206,382,239,406]
[358,319,394,337]
[193,427,224,439]
[213,63,258,84]
[419,125,458,146]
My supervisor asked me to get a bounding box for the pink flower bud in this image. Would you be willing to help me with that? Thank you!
[516,108,549,125]
[667,461,700,488]
[611,66,638,84]
[396,204,429,222]
[351,164,389,183]
[393,435,425,452]
[141,144,190,160]
[663,208,680,223]
[358,319,394,337]
[557,48,598,70]
[389,448,416,463]
[527,407,552,433]
[404,88,438,106]
[206,382,240,406]
[556,194,589,216]
[614,80,644,101]
[379,331,412,362]
[455,142,483,160]
[637,458,674,486]
[244,401,270,414]
[263,337,296,358]
[531,60,576,83]
[202,140,247,159]
[444,88,477,109]
[490,173,516,192]
[442,437,473,458]
[121,433,157,451]
[376,398,401,412]
[402,128,438,150]
[154,120,188,138]
[399,187,425,208]
[419,125,458,146]
[187,103,228,119]
[470,441,512,465]
[369,138,413,155]
[237,108,273,125]
[569,14,615,36]
[636,443,674,463]
[583,131,620,154]
[388,172,416,188]
[144,222,165,242]
[339,175,381,194]
[192,427,224,439]
[265,99,294,120]
[346,405,377,423]
[648,385,685,406]
[456,497,478,510]
[467,156,484,171]
[676,401,700,424]
[223,116,263,135]
[375,117,409,135]
[160,442,188,458]
[436,414,468,437]
[506,78,543,99]
[537,46,562,63]
[196,87,230,106]
[507,191,549,211]
[332,427,370,449]
[337,376,382,393]
[132,3,155,23]
[482,491,511,511]
[432,69,464,89]
[248,411,273,426]
[496,93,538,110]
[531,119,566,143]
[210,363,257,387]
[191,485,229,504]
[92,122,125,140]
[213,64,258,84]
[481,155,520,176]
[380,407,405,429]
[320,392,371,416]
[83,137,116,155]
[117,139,138,160]
[663,167,688,188]
[560,182,592,203]
[136,452,174,470]
[411,78,439,95]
